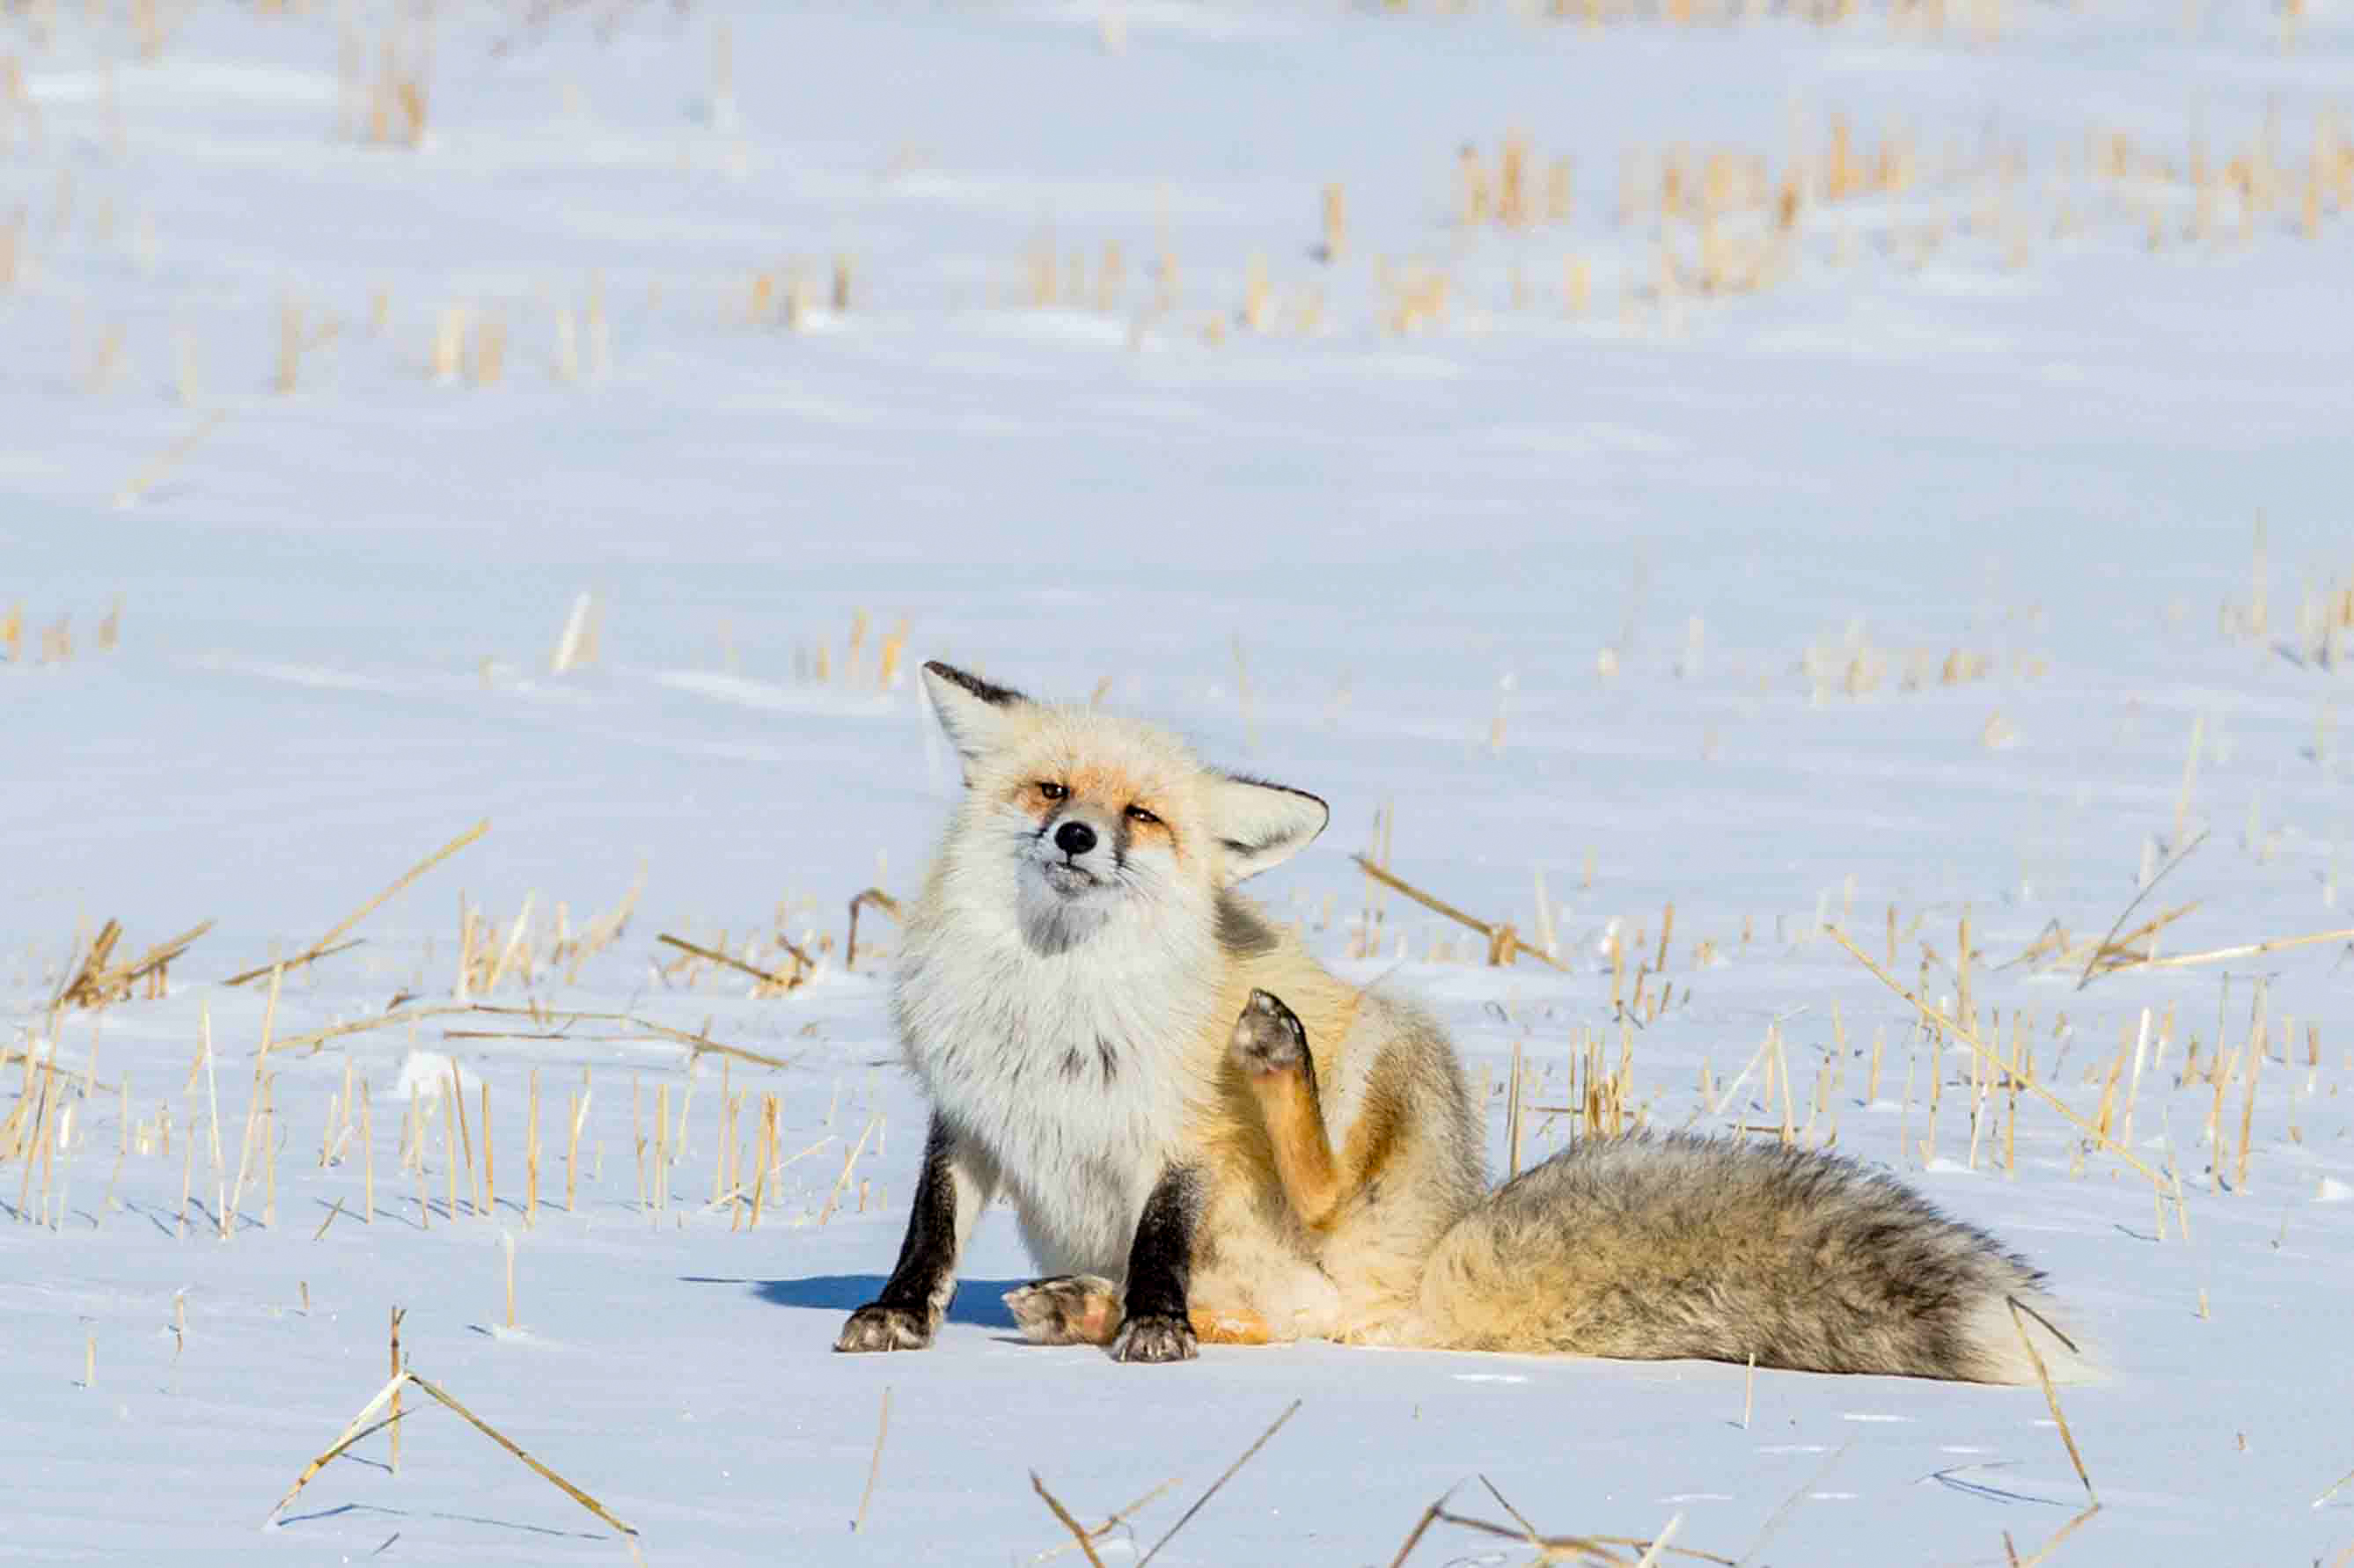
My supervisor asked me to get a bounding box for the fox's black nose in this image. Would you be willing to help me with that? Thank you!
[1054,820,1097,857]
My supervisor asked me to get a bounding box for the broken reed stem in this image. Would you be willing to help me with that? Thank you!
[2235,1025,2262,1190]
[526,1067,539,1227]
[1506,1041,1524,1178]
[750,1095,774,1228]
[1825,927,2163,1188]
[1472,1476,1544,1550]
[403,1372,645,1560]
[656,931,803,990]
[713,1065,731,1206]
[2006,1020,2021,1176]
[268,1369,407,1520]
[389,1306,404,1475]
[1771,1025,1795,1145]
[854,1385,891,1533]
[2014,1505,2103,1568]
[1384,1490,1456,1568]
[568,1078,588,1212]
[1063,1478,1184,1562]
[653,1082,670,1220]
[2103,902,2199,965]
[483,897,534,993]
[1348,855,1566,970]
[1740,1444,1848,1565]
[443,1074,460,1220]
[1031,1468,1107,1568]
[627,1015,797,1072]
[1137,1399,1302,1568]
[2312,1460,2354,1510]
[15,1069,46,1218]
[818,1114,881,1225]
[1632,1513,1684,1568]
[1957,910,1974,1025]
[267,1003,473,1057]
[225,819,489,986]
[38,1072,58,1228]
[115,409,228,509]
[224,970,283,1235]
[845,887,902,971]
[633,1079,647,1213]
[255,963,283,1076]
[2075,831,2207,989]
[2008,1298,2094,1501]
[61,919,212,1009]
[451,1065,476,1214]
[1420,1506,1667,1564]
[2108,926,2354,976]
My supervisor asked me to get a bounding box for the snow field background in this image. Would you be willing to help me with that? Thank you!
[5,2,2354,1563]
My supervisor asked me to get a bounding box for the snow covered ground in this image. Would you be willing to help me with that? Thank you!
[5,2,2354,1562]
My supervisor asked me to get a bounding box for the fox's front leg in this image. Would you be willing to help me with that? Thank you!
[835,1115,995,1352]
[1109,1164,1203,1364]
[1230,989,1345,1229]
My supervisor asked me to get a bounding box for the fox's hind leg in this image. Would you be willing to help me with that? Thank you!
[1004,1276,1121,1345]
[1004,1279,1273,1346]
[1230,989,1345,1229]
[1187,1307,1272,1345]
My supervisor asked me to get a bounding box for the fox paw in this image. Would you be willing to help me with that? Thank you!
[1004,1276,1122,1346]
[1230,989,1309,1077]
[1111,1312,1199,1365]
[834,1303,934,1353]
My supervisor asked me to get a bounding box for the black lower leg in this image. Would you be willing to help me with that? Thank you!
[1113,1164,1200,1364]
[836,1115,963,1352]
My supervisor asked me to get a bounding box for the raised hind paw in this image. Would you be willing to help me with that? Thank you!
[1111,1312,1199,1365]
[834,1302,934,1353]
[1004,1275,1122,1345]
[1230,988,1310,1078]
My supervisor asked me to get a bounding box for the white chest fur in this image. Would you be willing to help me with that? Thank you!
[894,877,1221,1278]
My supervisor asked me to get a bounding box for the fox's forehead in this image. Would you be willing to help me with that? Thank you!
[991,707,1203,805]
[1054,759,1178,804]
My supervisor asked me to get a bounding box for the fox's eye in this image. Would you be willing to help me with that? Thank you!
[1037,781,1067,801]
[1126,804,1160,826]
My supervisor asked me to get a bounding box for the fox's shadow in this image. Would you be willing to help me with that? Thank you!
[683,1272,1023,1331]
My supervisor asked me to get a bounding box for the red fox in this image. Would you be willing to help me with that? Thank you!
[836,662,2090,1382]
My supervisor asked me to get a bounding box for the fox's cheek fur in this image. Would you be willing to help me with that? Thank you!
[1121,813,1181,861]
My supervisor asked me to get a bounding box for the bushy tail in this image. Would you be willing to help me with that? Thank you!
[1406,1132,2094,1385]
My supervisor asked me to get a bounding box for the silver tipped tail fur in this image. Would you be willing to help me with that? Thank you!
[1410,1132,2094,1385]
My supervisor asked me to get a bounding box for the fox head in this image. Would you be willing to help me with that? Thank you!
[920,661,1328,951]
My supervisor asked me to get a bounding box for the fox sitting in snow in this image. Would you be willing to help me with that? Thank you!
[836,662,2087,1382]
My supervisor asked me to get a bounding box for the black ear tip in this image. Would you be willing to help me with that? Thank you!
[923,661,1026,708]
[1282,785,1332,832]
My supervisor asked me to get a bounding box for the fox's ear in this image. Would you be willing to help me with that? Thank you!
[922,661,1028,773]
[1207,774,1329,883]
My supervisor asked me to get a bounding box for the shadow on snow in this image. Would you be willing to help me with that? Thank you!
[681,1272,1025,1331]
